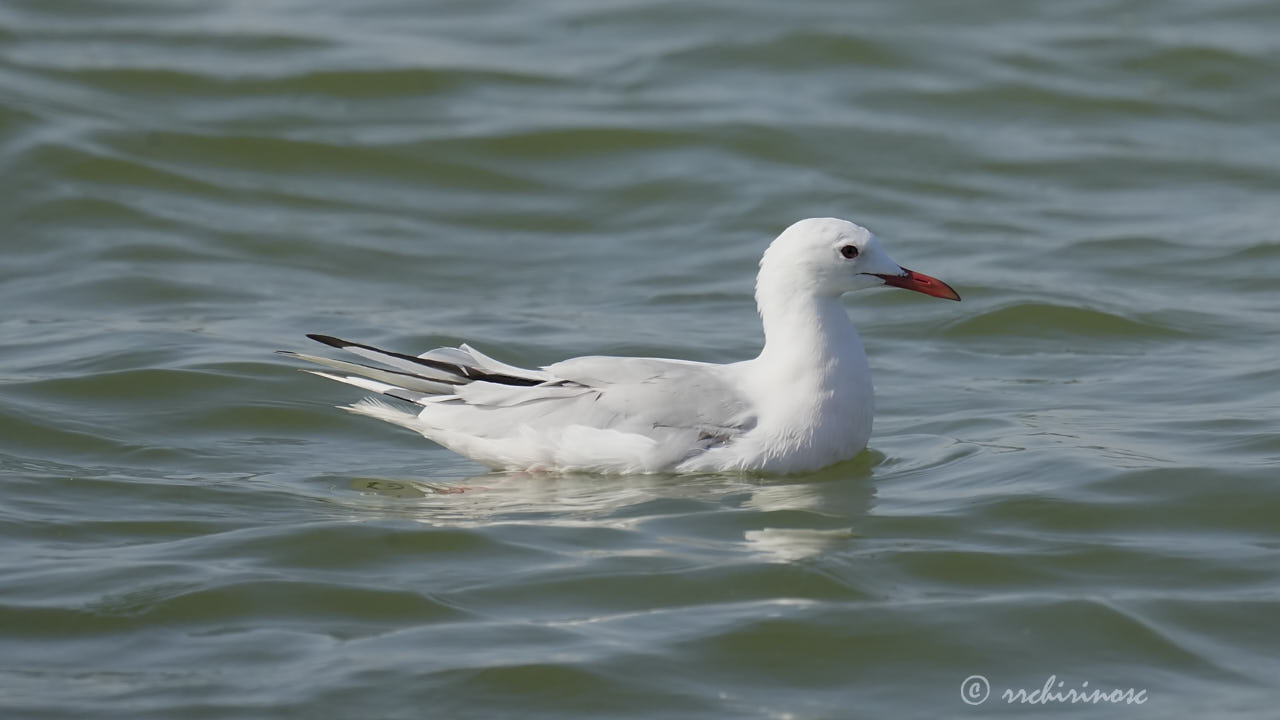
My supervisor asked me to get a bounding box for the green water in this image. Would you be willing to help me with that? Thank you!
[2,0,1278,717]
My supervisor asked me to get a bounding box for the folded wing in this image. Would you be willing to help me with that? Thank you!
[281,335,757,472]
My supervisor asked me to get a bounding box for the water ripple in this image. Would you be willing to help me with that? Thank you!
[4,0,1280,717]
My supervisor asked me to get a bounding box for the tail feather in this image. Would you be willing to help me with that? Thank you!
[305,371,431,405]
[282,334,562,424]
[306,334,547,387]
[343,398,423,432]
[278,351,457,394]
[280,333,560,412]
[305,334,476,384]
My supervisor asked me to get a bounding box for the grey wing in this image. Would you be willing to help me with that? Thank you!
[542,355,758,443]
[282,335,757,450]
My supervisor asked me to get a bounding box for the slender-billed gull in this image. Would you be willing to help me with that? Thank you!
[281,218,960,473]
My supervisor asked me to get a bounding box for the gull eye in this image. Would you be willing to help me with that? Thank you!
[840,245,860,259]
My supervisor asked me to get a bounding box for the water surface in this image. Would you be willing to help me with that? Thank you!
[2,0,1278,717]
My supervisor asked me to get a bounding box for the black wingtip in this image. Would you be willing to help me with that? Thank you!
[306,334,349,349]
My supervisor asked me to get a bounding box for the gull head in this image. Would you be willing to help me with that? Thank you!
[759,217,961,301]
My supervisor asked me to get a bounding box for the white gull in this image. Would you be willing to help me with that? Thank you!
[281,218,960,474]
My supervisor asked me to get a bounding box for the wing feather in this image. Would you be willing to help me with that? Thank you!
[278,351,457,394]
[283,335,759,471]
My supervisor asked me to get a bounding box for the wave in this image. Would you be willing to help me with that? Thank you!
[945,302,1187,340]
